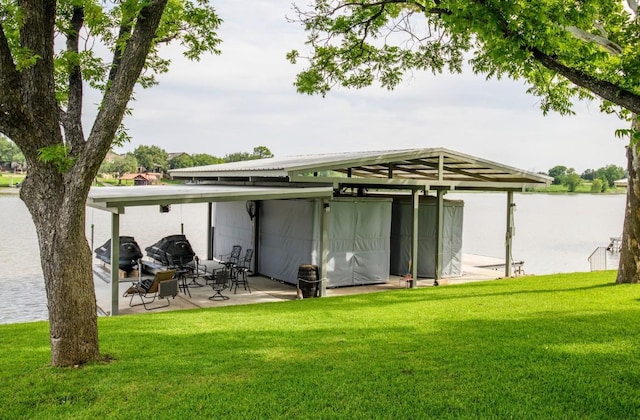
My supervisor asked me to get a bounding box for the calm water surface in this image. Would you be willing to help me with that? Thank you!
[0,192,626,324]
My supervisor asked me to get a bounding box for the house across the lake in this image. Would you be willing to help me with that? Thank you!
[118,172,162,186]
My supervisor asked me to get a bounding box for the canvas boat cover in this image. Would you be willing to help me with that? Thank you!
[145,234,195,266]
[94,236,143,272]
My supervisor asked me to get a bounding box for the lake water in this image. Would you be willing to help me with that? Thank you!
[0,192,626,324]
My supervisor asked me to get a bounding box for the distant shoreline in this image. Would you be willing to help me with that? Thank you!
[0,185,627,196]
[0,187,19,195]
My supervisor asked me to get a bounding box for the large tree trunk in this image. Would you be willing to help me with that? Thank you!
[617,136,640,284]
[20,169,99,366]
[0,1,173,367]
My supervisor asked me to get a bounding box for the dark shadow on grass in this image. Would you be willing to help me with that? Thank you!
[241,280,621,315]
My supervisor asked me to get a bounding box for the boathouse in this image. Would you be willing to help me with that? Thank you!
[87,148,551,315]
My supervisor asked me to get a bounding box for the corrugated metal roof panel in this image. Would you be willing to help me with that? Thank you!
[169,147,552,189]
[87,185,334,212]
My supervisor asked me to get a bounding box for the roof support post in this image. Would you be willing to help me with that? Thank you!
[505,191,514,277]
[253,201,260,274]
[320,198,330,296]
[435,189,445,282]
[207,202,213,260]
[410,189,420,288]
[110,212,120,316]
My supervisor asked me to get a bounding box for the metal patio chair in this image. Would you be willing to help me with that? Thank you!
[219,245,242,283]
[208,270,230,301]
[185,255,207,288]
[231,249,253,294]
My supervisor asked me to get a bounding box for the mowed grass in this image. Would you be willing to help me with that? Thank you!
[2,271,640,419]
[0,172,24,187]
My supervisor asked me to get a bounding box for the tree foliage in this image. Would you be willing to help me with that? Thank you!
[598,164,627,187]
[288,1,640,119]
[0,134,24,164]
[548,165,568,185]
[169,152,195,169]
[562,169,583,192]
[0,1,221,366]
[192,152,222,166]
[289,1,640,284]
[133,144,168,172]
[99,152,138,177]
[591,178,605,193]
[224,146,274,163]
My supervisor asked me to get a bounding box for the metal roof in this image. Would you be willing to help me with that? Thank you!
[87,185,334,213]
[169,148,551,191]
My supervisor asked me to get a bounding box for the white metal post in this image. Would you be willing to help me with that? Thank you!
[110,212,120,316]
[436,189,444,282]
[320,199,329,296]
[505,191,514,278]
[410,189,420,288]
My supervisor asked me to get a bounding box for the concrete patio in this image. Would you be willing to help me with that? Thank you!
[93,254,511,317]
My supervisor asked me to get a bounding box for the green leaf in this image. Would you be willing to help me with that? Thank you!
[37,144,76,174]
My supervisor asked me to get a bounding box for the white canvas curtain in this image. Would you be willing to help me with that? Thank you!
[389,198,463,278]
[327,199,391,287]
[213,201,253,263]
[258,200,318,283]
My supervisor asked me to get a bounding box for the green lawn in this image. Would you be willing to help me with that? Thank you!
[2,271,639,418]
[0,172,24,187]
[531,183,627,194]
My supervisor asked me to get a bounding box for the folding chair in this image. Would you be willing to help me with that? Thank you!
[123,270,178,310]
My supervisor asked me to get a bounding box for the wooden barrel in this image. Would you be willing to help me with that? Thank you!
[297,264,320,298]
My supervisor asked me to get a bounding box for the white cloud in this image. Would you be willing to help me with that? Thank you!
[110,0,628,173]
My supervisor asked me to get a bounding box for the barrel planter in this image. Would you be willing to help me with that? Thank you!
[297,264,320,298]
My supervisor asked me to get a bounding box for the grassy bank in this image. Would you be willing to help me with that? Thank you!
[0,172,24,188]
[1,271,639,418]
[530,183,626,194]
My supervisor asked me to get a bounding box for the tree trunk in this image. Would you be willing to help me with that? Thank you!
[20,169,99,366]
[617,136,640,284]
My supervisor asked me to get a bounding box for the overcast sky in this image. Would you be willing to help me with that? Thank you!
[109,0,627,174]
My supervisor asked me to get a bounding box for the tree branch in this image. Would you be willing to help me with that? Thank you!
[0,21,22,137]
[107,23,133,86]
[15,0,59,158]
[64,5,86,153]
[531,48,640,115]
[81,1,168,182]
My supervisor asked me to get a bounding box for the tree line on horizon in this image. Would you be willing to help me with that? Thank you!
[544,164,627,192]
[0,135,274,176]
[97,144,273,178]
[1,135,627,190]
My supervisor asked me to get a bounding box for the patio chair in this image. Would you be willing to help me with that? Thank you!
[208,270,230,301]
[167,254,191,297]
[123,270,178,310]
[219,245,242,281]
[185,255,207,287]
[231,249,253,294]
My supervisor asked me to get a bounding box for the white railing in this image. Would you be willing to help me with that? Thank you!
[588,247,620,271]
